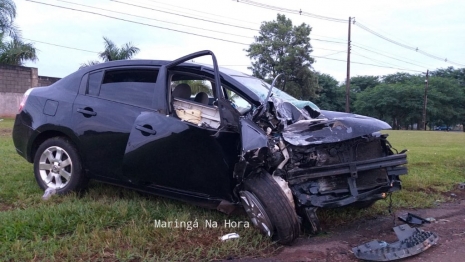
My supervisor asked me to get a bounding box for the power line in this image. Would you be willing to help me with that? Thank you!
[312,55,424,73]
[352,43,436,69]
[352,47,427,69]
[352,51,416,69]
[55,0,431,70]
[233,0,465,67]
[223,56,424,73]
[312,34,347,42]
[354,20,465,67]
[23,0,446,75]
[313,38,346,45]
[312,47,346,53]
[234,0,346,23]
[57,0,254,39]
[23,37,99,54]
[145,0,258,25]
[110,0,258,31]
[320,51,346,57]
[26,0,249,45]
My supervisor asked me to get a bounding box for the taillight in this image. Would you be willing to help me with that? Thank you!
[19,88,33,112]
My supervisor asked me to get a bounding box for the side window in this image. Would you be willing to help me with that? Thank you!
[171,79,214,105]
[224,88,252,115]
[170,74,220,128]
[89,68,158,108]
[87,71,103,96]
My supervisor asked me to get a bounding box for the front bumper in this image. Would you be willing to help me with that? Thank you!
[288,154,408,208]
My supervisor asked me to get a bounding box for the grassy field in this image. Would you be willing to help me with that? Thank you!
[1,118,464,261]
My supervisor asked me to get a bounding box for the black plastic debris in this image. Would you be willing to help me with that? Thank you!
[352,224,438,261]
[398,213,431,225]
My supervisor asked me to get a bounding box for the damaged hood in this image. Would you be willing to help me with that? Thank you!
[281,108,392,146]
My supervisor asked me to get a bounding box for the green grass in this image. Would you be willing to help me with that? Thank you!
[317,129,465,228]
[1,118,465,261]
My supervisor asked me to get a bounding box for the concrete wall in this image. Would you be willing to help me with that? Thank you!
[38,76,61,87]
[0,65,61,117]
[0,92,23,118]
[0,65,38,94]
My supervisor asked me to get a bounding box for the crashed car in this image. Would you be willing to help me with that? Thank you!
[12,50,407,244]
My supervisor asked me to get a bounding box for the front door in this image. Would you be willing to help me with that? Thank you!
[123,51,241,200]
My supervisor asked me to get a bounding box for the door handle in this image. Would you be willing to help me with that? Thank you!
[136,125,157,135]
[77,108,97,116]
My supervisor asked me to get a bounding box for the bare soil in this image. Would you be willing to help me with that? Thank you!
[234,188,465,262]
[0,128,11,136]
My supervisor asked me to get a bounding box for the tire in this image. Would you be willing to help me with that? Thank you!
[33,137,88,194]
[240,172,300,245]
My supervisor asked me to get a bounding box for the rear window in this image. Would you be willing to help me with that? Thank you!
[87,68,159,108]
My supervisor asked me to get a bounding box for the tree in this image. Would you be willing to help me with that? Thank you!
[313,73,345,111]
[245,14,319,100]
[350,75,380,92]
[99,37,139,62]
[354,83,424,129]
[431,67,465,87]
[81,37,140,68]
[381,72,422,85]
[427,77,465,128]
[0,33,37,65]
[0,0,19,38]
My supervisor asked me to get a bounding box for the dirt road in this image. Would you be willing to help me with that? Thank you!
[237,189,465,262]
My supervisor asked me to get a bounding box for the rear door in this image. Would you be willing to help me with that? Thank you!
[72,67,159,179]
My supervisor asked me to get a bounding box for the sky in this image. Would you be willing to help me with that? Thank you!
[14,0,465,83]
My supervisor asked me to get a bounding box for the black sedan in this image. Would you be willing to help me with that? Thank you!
[12,50,407,244]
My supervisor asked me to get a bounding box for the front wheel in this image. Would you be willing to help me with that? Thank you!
[33,137,88,194]
[240,173,300,245]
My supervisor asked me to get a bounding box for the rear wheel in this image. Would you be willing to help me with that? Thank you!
[240,172,300,244]
[33,137,88,193]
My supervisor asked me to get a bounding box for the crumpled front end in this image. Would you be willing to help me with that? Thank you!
[284,132,407,208]
[240,96,408,209]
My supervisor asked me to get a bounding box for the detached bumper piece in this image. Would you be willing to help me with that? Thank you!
[352,224,438,261]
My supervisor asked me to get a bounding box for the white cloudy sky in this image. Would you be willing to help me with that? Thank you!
[14,0,465,83]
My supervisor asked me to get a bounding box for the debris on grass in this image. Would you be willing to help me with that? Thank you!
[352,224,438,261]
[42,188,56,200]
[398,213,431,225]
[219,233,240,241]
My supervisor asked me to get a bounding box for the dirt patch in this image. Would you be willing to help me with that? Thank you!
[0,128,11,136]
[0,202,13,212]
[274,200,465,261]
[230,189,465,261]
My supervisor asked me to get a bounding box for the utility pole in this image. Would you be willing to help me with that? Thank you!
[421,70,429,130]
[345,17,352,113]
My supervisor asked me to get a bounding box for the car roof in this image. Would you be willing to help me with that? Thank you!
[77,59,251,77]
[73,59,262,105]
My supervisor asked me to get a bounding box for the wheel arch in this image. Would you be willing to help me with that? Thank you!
[28,126,80,163]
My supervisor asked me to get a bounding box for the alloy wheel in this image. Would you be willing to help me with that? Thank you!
[38,146,73,189]
[240,191,273,237]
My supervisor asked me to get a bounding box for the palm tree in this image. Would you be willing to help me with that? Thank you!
[81,37,140,68]
[0,33,38,65]
[99,37,139,61]
[0,0,20,38]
